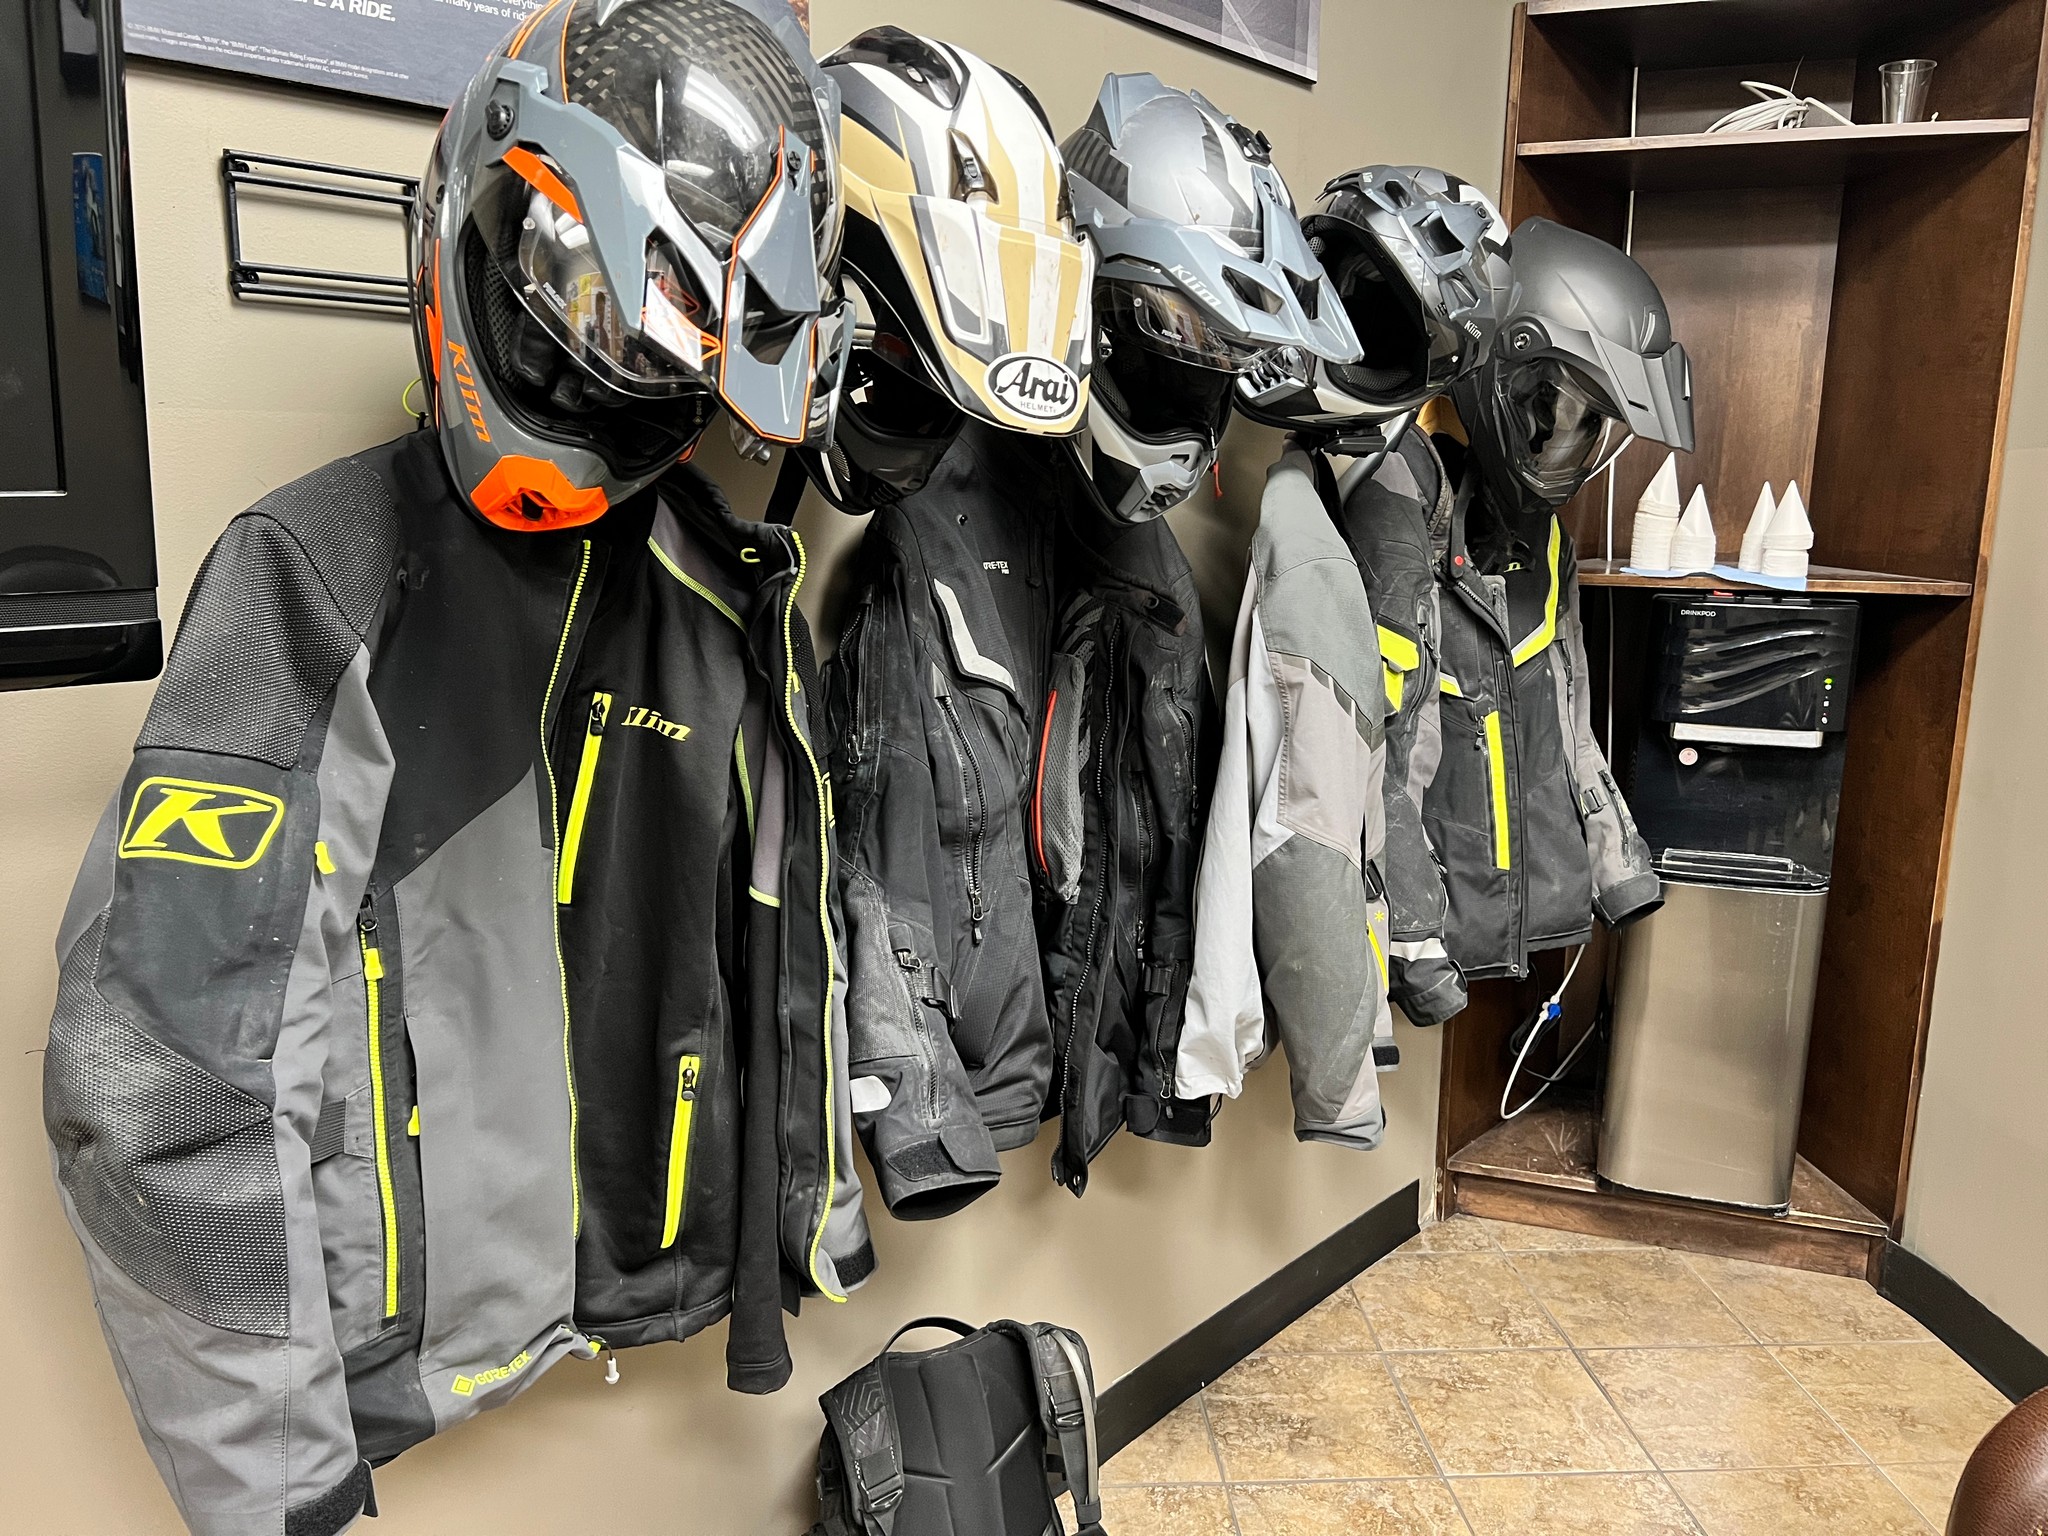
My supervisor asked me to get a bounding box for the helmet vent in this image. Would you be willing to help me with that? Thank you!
[1223,268,1282,315]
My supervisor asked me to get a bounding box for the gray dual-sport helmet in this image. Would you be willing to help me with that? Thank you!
[1238,165,1514,438]
[1454,217,1695,510]
[413,0,851,530]
[1062,73,1360,521]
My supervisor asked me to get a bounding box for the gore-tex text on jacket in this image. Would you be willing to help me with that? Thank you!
[40,432,871,1536]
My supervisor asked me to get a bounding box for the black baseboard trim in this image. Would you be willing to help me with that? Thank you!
[1881,1241,2048,1405]
[1098,1181,1421,1458]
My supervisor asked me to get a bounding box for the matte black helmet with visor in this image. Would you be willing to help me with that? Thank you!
[1453,217,1695,511]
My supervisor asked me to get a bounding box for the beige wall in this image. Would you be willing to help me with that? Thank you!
[1903,193,2048,1355]
[0,4,1518,1530]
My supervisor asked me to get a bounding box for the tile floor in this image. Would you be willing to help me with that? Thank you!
[1098,1215,2010,1535]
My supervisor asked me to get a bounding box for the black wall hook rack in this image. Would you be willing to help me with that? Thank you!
[221,151,419,312]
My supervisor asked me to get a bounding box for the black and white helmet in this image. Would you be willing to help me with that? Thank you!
[1061,73,1359,521]
[1238,164,1513,437]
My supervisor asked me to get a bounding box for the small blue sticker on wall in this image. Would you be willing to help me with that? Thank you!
[73,152,109,306]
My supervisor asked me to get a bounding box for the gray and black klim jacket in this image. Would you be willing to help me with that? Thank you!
[1182,447,1396,1149]
[823,425,1060,1220]
[1345,432,1659,984]
[42,431,871,1536]
[1033,494,1218,1196]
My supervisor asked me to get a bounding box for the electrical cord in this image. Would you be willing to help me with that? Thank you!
[1500,946,1598,1121]
[1707,80,1856,134]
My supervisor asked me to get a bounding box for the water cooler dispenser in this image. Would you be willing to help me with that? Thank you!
[1598,593,1860,1211]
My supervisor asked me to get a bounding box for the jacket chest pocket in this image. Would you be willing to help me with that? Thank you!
[659,1054,701,1249]
[1033,649,1093,905]
[930,663,992,944]
[558,691,612,905]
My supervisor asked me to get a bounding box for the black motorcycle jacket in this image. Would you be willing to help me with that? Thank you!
[1350,431,1660,982]
[1033,498,1220,1196]
[41,432,872,1536]
[823,425,1063,1220]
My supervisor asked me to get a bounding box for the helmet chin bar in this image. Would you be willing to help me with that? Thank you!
[1082,395,1207,523]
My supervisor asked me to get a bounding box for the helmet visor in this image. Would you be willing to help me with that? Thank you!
[503,184,713,399]
[562,0,839,272]
[1104,276,1274,372]
[1499,357,1616,496]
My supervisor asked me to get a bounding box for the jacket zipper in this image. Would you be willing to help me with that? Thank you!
[556,691,611,905]
[1054,628,1121,1134]
[1482,709,1511,871]
[542,540,594,1236]
[782,530,845,1302]
[659,1055,701,1250]
[935,679,989,944]
[1031,687,1059,877]
[358,899,401,1320]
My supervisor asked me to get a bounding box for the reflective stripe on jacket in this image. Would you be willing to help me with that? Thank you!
[1350,433,1659,984]
[823,426,1061,1219]
[41,432,871,1536]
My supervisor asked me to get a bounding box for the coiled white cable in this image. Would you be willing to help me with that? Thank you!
[1707,81,1856,134]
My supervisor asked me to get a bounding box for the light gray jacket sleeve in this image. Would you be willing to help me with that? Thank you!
[43,514,384,1536]
[1555,533,1661,926]
[1183,451,1391,1146]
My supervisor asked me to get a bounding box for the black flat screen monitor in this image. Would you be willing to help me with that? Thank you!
[2,0,159,690]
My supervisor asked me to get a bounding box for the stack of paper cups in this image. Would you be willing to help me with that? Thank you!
[1761,480,1813,578]
[1738,483,1777,572]
[1632,452,1682,568]
[1669,484,1717,571]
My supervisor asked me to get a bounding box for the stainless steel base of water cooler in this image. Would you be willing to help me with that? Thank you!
[1598,877,1828,1212]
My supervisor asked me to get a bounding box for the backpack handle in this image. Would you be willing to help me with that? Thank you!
[881,1316,978,1354]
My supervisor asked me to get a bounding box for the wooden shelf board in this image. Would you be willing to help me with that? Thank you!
[1577,558,1973,596]
[1525,0,2009,70]
[1446,1101,1888,1278]
[1519,120,2030,191]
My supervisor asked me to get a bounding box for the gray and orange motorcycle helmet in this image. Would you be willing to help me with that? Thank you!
[410,0,852,531]
[1061,73,1360,522]
[1236,164,1515,441]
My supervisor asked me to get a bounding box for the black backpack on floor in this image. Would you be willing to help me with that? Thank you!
[808,1317,1107,1536]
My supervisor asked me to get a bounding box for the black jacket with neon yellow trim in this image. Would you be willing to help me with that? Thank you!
[40,431,872,1536]
[1344,432,1659,985]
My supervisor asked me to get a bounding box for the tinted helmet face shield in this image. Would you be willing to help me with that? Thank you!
[1097,280,1240,442]
[1498,357,1618,501]
[1317,225,1431,409]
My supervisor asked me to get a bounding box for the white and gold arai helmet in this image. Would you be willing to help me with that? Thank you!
[806,27,1094,510]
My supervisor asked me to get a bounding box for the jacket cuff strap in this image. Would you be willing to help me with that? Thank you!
[1595,872,1664,929]
[285,1459,373,1536]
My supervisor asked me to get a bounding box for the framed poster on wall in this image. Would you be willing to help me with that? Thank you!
[123,0,810,111]
[1078,0,1318,81]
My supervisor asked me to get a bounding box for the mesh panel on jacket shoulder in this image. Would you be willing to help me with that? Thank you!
[139,459,396,768]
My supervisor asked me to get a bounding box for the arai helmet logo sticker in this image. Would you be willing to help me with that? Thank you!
[986,353,1080,422]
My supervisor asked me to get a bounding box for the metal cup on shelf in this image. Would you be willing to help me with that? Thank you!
[1879,59,1937,123]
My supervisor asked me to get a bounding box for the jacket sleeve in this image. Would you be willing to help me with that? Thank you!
[1177,567,1266,1100]
[1377,582,1468,1025]
[43,503,390,1536]
[823,544,1000,1220]
[1183,453,1389,1150]
[1556,534,1662,926]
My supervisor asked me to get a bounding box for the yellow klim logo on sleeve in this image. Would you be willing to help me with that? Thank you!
[118,777,286,869]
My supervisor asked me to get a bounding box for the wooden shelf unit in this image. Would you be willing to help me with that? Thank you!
[1576,559,1974,596]
[1437,0,2048,1274]
[1519,119,2030,192]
